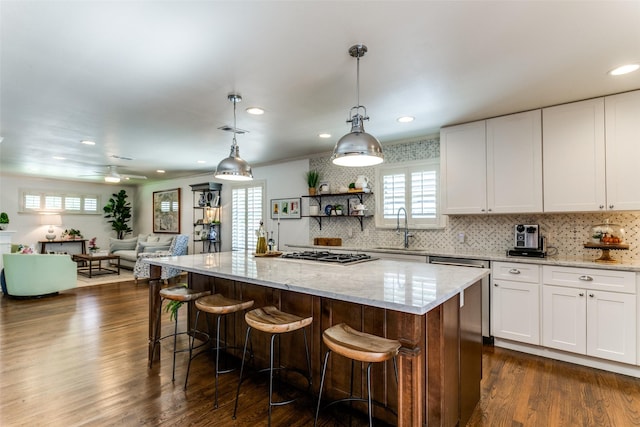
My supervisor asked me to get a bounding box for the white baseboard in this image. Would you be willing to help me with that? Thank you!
[494,338,640,378]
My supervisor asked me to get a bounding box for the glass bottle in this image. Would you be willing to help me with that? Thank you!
[268,231,275,252]
[256,220,267,254]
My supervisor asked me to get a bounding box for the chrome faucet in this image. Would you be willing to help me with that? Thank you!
[396,207,414,248]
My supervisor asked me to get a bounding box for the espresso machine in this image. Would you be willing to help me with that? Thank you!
[507,224,547,258]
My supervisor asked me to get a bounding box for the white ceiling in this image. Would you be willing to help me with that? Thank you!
[2,1,640,183]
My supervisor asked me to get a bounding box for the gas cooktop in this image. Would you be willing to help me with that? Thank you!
[281,251,377,265]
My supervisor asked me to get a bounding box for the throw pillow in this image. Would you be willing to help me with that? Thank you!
[146,235,160,243]
[109,237,138,252]
[138,242,171,253]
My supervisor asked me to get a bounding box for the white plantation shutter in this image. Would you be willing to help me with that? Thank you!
[376,160,441,228]
[21,190,100,214]
[232,182,265,251]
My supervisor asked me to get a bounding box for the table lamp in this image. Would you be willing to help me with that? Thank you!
[41,214,62,241]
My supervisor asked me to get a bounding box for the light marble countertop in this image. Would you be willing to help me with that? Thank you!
[286,244,640,272]
[144,251,489,315]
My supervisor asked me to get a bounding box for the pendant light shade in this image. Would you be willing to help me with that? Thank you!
[215,94,253,181]
[331,44,384,167]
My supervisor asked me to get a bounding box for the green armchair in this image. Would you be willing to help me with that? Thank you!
[1,254,77,298]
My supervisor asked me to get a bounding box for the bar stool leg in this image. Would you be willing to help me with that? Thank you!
[171,305,180,382]
[314,350,331,427]
[268,333,277,427]
[213,314,222,408]
[303,329,312,388]
[366,362,373,427]
[232,326,252,420]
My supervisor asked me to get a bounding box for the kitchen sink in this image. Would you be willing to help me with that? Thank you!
[373,246,424,252]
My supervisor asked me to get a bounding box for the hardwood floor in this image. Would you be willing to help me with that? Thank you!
[1,282,640,426]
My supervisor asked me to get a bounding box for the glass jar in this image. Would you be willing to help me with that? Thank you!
[590,221,625,245]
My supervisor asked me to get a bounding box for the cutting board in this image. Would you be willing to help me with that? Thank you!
[313,237,342,246]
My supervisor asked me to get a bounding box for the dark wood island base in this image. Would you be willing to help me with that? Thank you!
[148,264,482,426]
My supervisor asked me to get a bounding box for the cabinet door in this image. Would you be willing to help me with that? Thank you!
[441,121,487,214]
[492,280,540,344]
[486,110,542,213]
[605,90,640,211]
[542,285,586,354]
[543,98,606,212]
[586,290,636,364]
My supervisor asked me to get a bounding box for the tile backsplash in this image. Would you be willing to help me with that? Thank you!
[309,136,640,263]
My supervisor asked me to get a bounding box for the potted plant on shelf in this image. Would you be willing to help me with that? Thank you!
[0,212,9,230]
[305,170,320,195]
[62,228,83,240]
[334,204,344,216]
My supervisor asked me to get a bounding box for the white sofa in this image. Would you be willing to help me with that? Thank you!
[109,234,175,269]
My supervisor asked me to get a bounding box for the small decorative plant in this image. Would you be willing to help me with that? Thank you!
[62,228,83,239]
[0,212,8,230]
[305,170,321,195]
[88,237,99,251]
[164,284,188,321]
[334,204,344,215]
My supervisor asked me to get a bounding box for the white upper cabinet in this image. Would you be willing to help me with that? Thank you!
[605,90,640,211]
[543,97,606,212]
[487,110,542,213]
[441,110,542,215]
[441,120,487,214]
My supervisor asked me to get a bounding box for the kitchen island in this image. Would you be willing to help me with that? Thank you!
[145,251,489,426]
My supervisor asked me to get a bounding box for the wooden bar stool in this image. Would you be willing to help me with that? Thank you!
[232,306,313,427]
[184,293,254,408]
[314,323,401,427]
[149,284,211,382]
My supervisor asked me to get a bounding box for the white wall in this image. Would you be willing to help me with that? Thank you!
[134,158,311,253]
[0,173,137,250]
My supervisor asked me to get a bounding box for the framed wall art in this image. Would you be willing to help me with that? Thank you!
[153,188,181,233]
[270,198,301,220]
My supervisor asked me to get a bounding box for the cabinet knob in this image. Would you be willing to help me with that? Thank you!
[508,269,521,274]
[494,283,499,287]
[609,204,614,209]
[599,205,605,209]
[487,209,492,212]
[579,292,584,297]
[578,275,593,282]
[480,209,485,212]
[589,293,595,298]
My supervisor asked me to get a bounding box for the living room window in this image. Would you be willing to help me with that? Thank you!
[231,181,265,251]
[374,159,444,229]
[21,190,100,214]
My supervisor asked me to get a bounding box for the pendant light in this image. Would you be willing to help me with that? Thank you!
[214,94,253,181]
[331,44,384,167]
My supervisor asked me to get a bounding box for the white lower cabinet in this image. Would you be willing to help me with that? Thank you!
[491,262,540,345]
[542,266,637,365]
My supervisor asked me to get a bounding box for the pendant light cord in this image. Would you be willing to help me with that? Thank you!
[232,97,238,147]
[356,54,360,109]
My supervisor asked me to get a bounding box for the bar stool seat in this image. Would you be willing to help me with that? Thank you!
[233,306,313,426]
[149,285,211,382]
[184,293,254,408]
[315,323,401,427]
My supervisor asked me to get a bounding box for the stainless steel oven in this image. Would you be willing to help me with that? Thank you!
[428,256,492,343]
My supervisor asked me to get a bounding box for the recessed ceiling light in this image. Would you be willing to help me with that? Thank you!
[318,133,331,139]
[397,116,415,123]
[52,156,66,160]
[81,140,96,145]
[197,160,206,164]
[156,169,165,173]
[609,63,640,76]
[246,107,265,115]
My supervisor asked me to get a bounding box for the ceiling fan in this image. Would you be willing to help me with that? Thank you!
[99,165,147,183]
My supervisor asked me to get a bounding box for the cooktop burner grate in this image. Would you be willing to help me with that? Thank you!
[281,251,376,265]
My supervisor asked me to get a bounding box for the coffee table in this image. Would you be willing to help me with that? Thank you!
[72,253,120,278]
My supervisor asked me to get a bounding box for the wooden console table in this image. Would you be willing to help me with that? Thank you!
[39,239,87,255]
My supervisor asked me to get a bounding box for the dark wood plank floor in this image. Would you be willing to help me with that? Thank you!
[2,282,640,426]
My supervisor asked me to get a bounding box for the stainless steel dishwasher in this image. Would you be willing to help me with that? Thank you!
[428,256,492,344]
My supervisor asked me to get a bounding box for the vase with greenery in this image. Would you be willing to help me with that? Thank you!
[62,228,83,239]
[0,212,9,230]
[305,170,320,195]
[103,189,133,239]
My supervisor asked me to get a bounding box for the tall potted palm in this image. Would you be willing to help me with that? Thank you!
[103,189,133,239]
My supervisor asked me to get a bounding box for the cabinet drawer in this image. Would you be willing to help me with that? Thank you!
[543,266,636,294]
[493,262,541,283]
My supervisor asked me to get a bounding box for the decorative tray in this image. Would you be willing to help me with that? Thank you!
[252,251,283,257]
